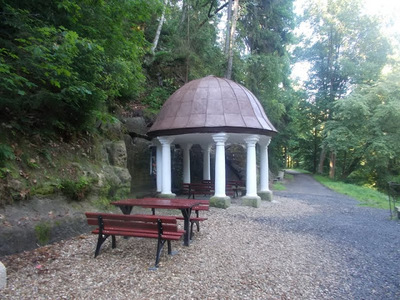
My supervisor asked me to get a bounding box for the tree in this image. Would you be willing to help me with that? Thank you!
[225,0,239,79]
[323,68,400,188]
[298,0,391,177]
[0,0,158,135]
[142,0,226,110]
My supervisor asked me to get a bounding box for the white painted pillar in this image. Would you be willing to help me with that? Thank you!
[244,135,259,197]
[156,144,162,192]
[202,144,212,181]
[0,261,6,290]
[259,137,271,193]
[182,144,192,183]
[157,136,175,195]
[212,133,228,197]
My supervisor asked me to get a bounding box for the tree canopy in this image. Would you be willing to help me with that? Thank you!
[1,0,399,190]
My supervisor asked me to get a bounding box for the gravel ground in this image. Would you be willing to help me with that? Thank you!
[1,172,400,299]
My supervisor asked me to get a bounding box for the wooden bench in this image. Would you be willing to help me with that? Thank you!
[85,212,184,269]
[227,180,246,197]
[182,182,214,199]
[176,200,209,238]
[182,182,236,199]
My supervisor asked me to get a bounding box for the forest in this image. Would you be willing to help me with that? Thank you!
[1,0,399,193]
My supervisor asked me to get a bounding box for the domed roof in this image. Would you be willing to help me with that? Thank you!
[147,75,277,137]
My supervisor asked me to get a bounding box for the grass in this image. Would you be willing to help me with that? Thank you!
[284,173,294,180]
[272,182,286,191]
[313,175,389,210]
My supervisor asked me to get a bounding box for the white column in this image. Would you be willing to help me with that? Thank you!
[202,144,212,181]
[212,133,228,197]
[156,144,162,192]
[259,137,271,193]
[157,136,175,195]
[182,144,192,183]
[244,135,259,197]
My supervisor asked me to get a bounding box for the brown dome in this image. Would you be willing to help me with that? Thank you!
[147,75,277,137]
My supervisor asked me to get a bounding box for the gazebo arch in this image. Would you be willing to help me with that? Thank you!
[147,75,277,208]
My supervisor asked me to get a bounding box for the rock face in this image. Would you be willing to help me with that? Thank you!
[0,117,155,256]
[0,195,94,256]
[105,141,128,168]
[123,117,155,197]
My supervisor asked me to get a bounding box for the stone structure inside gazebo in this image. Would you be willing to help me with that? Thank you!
[147,75,277,208]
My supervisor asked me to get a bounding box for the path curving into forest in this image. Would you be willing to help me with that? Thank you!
[273,170,400,299]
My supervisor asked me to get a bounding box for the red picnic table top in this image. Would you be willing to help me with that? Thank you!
[111,198,201,209]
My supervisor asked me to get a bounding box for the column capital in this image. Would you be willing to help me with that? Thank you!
[200,143,212,151]
[181,143,193,151]
[157,136,175,145]
[259,136,271,147]
[212,133,228,144]
[244,135,259,146]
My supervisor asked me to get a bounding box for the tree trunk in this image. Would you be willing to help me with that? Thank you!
[340,157,362,180]
[313,128,318,173]
[151,0,168,55]
[225,0,239,80]
[318,147,326,174]
[224,0,233,55]
[329,151,336,179]
[185,2,190,83]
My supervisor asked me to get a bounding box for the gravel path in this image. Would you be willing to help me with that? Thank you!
[1,172,400,299]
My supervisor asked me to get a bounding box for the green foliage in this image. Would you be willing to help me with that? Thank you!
[291,0,392,177]
[322,68,400,189]
[143,86,174,112]
[31,183,58,196]
[91,196,113,211]
[285,173,294,180]
[314,175,389,209]
[60,176,92,201]
[34,221,52,245]
[0,0,156,136]
[143,0,225,91]
[0,144,15,167]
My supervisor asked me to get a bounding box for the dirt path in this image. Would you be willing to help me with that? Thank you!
[282,170,334,194]
[273,171,400,299]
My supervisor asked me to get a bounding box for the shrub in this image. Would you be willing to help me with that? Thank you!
[34,222,51,245]
[0,144,15,167]
[60,176,92,201]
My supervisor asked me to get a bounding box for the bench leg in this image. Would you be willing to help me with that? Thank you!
[154,237,166,268]
[95,234,110,258]
[112,235,116,249]
[167,240,172,254]
[189,221,201,240]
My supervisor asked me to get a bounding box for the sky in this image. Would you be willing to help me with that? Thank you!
[291,0,400,82]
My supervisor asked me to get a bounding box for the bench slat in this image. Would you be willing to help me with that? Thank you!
[85,212,184,268]
[92,229,182,241]
[85,212,178,224]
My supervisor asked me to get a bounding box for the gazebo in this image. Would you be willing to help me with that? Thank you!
[147,75,277,208]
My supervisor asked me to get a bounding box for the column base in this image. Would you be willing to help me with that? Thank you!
[258,190,273,201]
[241,195,261,208]
[210,196,231,209]
[157,193,176,199]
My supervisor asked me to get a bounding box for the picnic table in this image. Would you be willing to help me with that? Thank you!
[111,198,201,246]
